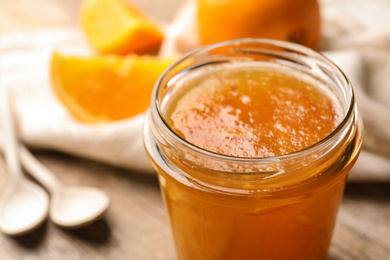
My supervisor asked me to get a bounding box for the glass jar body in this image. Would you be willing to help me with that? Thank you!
[144,39,363,260]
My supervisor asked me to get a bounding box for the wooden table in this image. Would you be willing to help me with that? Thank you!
[0,0,389,259]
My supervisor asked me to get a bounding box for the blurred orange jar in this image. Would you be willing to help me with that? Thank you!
[144,39,363,260]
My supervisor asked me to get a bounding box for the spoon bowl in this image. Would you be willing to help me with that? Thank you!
[20,144,110,229]
[50,186,109,229]
[0,180,49,236]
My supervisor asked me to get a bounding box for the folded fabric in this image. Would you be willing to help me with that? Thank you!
[0,0,389,181]
[320,0,390,181]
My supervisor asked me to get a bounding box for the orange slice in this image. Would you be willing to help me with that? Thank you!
[50,52,174,122]
[80,0,164,54]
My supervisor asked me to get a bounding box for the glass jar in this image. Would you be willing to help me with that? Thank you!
[144,39,363,260]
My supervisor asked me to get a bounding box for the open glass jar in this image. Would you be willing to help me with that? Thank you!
[144,39,363,260]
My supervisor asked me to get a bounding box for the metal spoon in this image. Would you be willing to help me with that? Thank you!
[0,86,109,230]
[20,148,110,228]
[0,85,49,236]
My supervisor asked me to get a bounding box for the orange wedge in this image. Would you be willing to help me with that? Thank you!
[80,0,164,54]
[50,52,174,122]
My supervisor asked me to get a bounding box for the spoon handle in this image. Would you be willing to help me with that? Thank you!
[0,85,23,180]
[0,86,60,193]
[0,130,62,194]
[19,146,61,193]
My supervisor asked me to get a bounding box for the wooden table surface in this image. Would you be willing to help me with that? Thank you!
[0,0,389,259]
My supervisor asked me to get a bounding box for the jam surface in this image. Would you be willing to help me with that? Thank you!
[164,63,342,157]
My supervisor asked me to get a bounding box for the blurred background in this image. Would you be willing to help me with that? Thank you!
[0,0,389,259]
[0,0,181,32]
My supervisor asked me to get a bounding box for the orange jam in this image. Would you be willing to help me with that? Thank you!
[164,63,342,158]
[145,40,362,260]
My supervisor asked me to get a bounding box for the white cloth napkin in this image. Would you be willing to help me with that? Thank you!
[1,0,389,181]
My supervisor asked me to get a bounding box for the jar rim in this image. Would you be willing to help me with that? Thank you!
[150,38,355,164]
